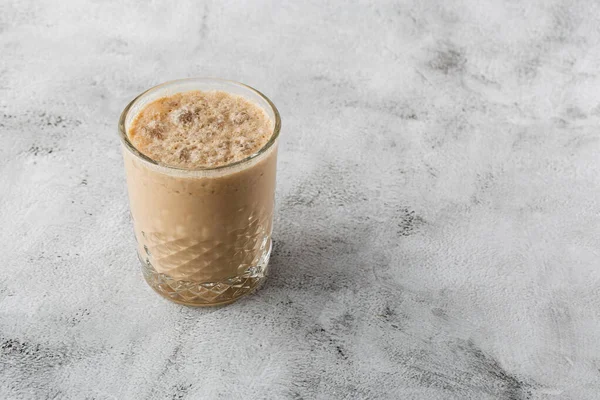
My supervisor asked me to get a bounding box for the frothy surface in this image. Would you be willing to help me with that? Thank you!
[127,90,273,168]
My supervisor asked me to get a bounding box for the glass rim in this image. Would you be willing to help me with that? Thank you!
[118,77,281,172]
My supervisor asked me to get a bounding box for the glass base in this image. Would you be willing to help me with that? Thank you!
[140,241,271,307]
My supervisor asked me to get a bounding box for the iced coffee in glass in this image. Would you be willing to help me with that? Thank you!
[118,78,280,306]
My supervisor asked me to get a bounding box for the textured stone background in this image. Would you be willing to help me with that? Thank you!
[1,0,600,399]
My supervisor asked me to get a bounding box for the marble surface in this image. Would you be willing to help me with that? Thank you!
[1,0,600,398]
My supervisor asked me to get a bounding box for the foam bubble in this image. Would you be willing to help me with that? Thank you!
[128,90,273,168]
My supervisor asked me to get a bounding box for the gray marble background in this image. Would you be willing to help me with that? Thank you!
[1,0,600,399]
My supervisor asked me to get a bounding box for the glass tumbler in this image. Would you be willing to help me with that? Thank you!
[118,78,280,306]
